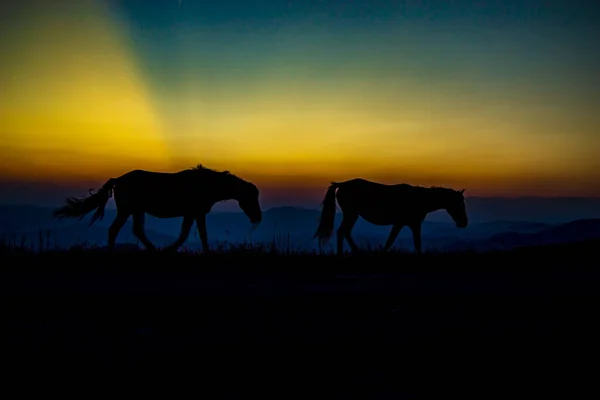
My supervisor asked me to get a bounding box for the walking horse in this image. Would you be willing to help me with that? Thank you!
[53,164,263,252]
[313,178,468,254]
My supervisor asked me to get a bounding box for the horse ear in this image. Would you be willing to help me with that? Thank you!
[459,189,466,194]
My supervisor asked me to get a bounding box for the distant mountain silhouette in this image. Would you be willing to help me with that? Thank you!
[3,196,600,222]
[1,204,599,251]
[1,219,176,251]
[461,197,600,223]
[448,219,600,251]
[488,219,600,247]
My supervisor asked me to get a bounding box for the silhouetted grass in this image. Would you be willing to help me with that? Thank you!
[1,237,598,272]
[2,238,599,395]
[3,225,597,268]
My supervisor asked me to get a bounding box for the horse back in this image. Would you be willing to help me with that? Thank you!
[340,179,418,202]
[113,169,205,216]
[118,169,188,192]
[337,179,426,224]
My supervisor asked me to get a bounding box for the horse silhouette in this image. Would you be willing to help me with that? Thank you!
[313,178,468,254]
[52,164,262,252]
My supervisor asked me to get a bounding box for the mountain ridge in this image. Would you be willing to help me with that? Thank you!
[2,204,599,252]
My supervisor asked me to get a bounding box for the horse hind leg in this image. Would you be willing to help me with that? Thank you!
[132,212,156,251]
[108,211,130,251]
[337,213,359,255]
[163,216,194,253]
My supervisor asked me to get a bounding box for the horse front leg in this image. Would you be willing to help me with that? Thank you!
[409,223,422,254]
[383,224,403,252]
[163,216,194,252]
[195,215,209,253]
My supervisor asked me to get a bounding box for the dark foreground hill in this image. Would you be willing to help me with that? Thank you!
[2,241,599,395]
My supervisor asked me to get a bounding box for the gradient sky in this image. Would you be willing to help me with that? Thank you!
[1,0,599,207]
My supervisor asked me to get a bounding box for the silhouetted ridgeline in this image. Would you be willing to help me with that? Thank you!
[1,202,600,252]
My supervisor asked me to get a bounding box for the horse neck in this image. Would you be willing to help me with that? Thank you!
[187,172,237,202]
[213,176,244,202]
[421,188,450,213]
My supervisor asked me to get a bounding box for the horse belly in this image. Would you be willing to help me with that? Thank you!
[145,208,184,219]
[359,210,395,226]
[359,206,417,226]
[135,195,189,218]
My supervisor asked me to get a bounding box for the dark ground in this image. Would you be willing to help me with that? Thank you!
[2,241,600,396]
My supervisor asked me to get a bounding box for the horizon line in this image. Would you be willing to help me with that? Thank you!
[3,195,600,213]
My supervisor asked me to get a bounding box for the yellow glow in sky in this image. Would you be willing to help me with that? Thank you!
[1,0,599,198]
[0,0,171,181]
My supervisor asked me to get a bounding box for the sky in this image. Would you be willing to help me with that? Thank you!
[1,0,599,208]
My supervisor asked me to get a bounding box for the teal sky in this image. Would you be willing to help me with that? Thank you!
[1,0,599,205]
[112,0,600,156]
[115,0,599,92]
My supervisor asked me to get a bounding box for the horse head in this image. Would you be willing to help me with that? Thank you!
[445,188,468,228]
[236,181,262,226]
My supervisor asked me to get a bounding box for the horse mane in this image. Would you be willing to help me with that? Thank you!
[429,185,456,192]
[427,185,464,198]
[184,164,248,186]
[186,164,237,178]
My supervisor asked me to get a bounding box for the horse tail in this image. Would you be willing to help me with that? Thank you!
[52,178,116,227]
[313,182,340,246]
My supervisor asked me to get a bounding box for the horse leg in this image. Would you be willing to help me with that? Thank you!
[132,212,156,251]
[337,213,359,255]
[164,216,194,252]
[108,211,130,251]
[383,224,403,252]
[195,215,209,253]
[409,223,422,254]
